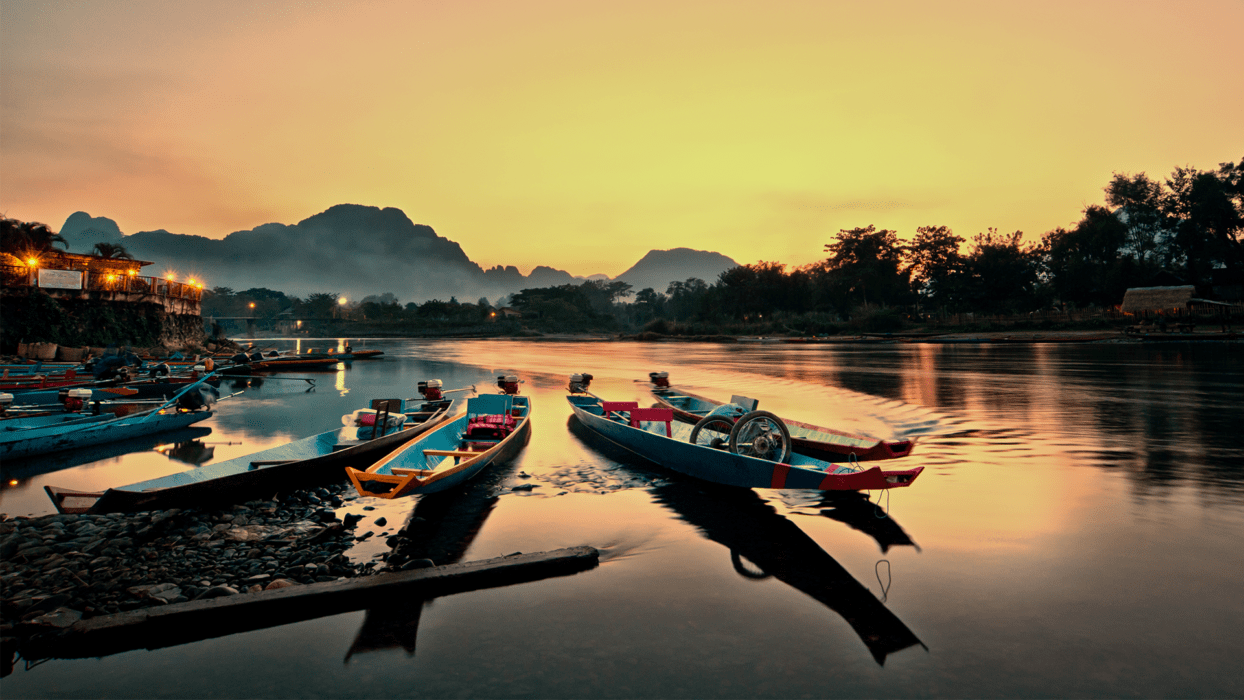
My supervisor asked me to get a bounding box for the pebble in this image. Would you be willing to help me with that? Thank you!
[0,481,368,635]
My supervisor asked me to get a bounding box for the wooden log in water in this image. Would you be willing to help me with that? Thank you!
[27,546,599,660]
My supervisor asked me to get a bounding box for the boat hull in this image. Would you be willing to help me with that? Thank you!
[569,395,921,491]
[347,395,531,498]
[1,409,213,460]
[45,400,459,514]
[652,387,916,461]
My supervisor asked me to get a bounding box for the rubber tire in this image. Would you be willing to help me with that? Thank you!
[728,410,791,463]
[690,415,735,450]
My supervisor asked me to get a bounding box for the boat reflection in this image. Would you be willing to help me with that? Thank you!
[567,414,926,666]
[157,439,216,466]
[0,427,213,485]
[344,465,507,662]
[775,490,920,554]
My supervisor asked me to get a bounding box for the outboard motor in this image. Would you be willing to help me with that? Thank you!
[148,362,171,378]
[177,384,220,411]
[497,374,521,395]
[0,392,12,417]
[248,352,264,362]
[62,388,93,412]
[649,371,670,389]
[231,352,251,365]
[92,355,128,380]
[418,379,444,401]
[266,350,280,358]
[568,373,593,393]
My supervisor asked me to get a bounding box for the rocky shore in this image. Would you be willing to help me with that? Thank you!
[0,481,397,659]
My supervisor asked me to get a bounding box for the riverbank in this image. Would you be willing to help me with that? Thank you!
[0,480,402,670]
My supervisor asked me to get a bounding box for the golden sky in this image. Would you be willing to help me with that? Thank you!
[2,0,1241,276]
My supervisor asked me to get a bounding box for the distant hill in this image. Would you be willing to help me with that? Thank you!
[57,205,738,303]
[614,248,738,293]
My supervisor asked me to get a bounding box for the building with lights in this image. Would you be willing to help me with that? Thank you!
[0,250,202,315]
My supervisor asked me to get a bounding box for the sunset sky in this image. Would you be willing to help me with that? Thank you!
[2,0,1241,277]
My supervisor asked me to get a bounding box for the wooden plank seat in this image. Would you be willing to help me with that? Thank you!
[601,401,639,421]
[628,407,673,437]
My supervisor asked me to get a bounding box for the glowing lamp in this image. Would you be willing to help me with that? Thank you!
[8,479,18,487]
[166,273,176,281]
[249,302,256,308]
[338,298,347,305]
[188,278,196,285]
[106,274,116,282]
[27,258,38,267]
[127,269,137,276]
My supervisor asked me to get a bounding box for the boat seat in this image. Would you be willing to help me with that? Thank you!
[601,401,639,421]
[729,395,759,411]
[629,407,673,437]
[371,398,403,413]
[465,413,516,440]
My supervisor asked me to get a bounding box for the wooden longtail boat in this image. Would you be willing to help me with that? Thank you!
[646,372,916,461]
[45,394,461,514]
[1,405,213,460]
[566,391,922,491]
[347,389,531,499]
[247,357,341,372]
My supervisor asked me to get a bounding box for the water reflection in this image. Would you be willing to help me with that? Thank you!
[0,427,213,486]
[345,465,509,662]
[779,491,920,554]
[566,415,925,666]
[157,439,216,466]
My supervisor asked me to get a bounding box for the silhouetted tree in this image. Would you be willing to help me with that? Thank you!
[905,225,964,306]
[90,242,134,260]
[819,225,910,314]
[960,229,1044,313]
[1,217,67,257]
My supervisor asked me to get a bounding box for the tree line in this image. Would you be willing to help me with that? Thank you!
[9,156,1242,338]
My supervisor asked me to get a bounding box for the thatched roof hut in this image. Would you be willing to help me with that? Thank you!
[1121,285,1233,315]
[1120,286,1195,314]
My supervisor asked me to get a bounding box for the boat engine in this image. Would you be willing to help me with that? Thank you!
[568,373,594,393]
[177,384,220,411]
[0,392,12,417]
[418,379,444,401]
[497,375,521,395]
[231,352,251,365]
[62,388,93,412]
[148,362,171,378]
[649,371,670,389]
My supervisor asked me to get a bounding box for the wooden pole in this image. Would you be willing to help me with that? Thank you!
[23,546,599,661]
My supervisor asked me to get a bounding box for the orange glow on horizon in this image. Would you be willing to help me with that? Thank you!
[2,1,1241,276]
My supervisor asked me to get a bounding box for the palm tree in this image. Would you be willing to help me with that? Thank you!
[91,242,135,260]
[1,217,67,257]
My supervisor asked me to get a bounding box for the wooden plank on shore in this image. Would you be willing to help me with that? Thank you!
[27,546,599,661]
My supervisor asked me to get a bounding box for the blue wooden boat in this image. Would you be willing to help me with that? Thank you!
[45,393,461,514]
[647,372,916,462]
[347,390,531,499]
[566,392,922,491]
[0,405,213,460]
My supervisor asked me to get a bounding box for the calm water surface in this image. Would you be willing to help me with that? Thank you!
[2,339,1242,698]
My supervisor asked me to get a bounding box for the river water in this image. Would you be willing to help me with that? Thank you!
[2,339,1242,698]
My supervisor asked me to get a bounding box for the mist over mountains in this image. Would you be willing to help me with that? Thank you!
[59,204,738,304]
